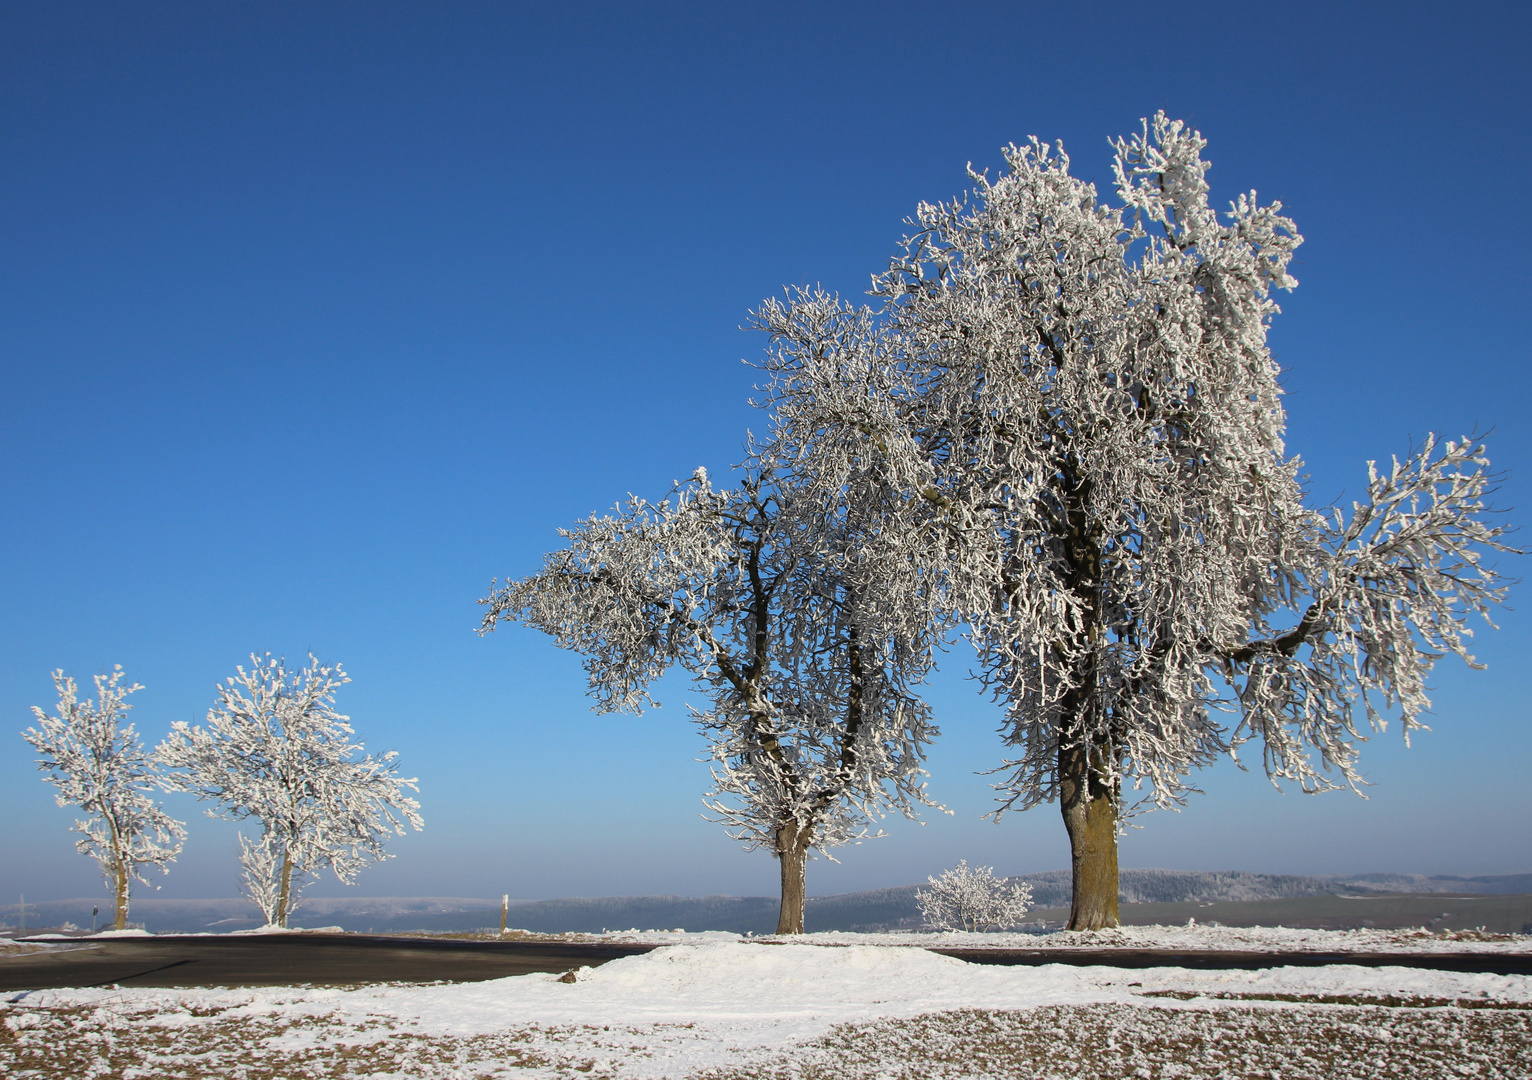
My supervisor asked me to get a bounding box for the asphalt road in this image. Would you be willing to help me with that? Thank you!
[927,946,1532,976]
[0,935,655,992]
[4,936,1530,993]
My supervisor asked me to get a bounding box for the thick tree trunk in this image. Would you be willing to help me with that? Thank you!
[276,851,294,929]
[114,861,130,931]
[1060,739,1120,931]
[775,823,811,935]
[1050,470,1120,930]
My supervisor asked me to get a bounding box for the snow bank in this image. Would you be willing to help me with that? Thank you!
[0,939,74,951]
[86,928,154,938]
[20,939,1532,1033]
[10,940,1531,1078]
[592,922,1532,954]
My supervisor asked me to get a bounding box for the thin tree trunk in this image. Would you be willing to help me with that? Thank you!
[276,851,294,929]
[114,861,129,931]
[775,823,811,935]
[1060,738,1120,930]
[106,818,131,931]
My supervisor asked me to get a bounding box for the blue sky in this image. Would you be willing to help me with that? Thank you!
[3,1,1529,906]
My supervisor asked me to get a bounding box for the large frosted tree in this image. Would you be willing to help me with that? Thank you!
[761,114,1515,929]
[158,654,423,927]
[22,666,185,931]
[480,464,944,934]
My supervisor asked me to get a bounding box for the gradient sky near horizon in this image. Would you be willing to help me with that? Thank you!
[3,1,1529,907]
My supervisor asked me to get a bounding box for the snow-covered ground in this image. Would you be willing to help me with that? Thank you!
[27,919,1526,952]
[4,929,1531,1078]
[596,922,1532,953]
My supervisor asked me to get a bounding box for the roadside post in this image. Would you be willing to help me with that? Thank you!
[501,895,508,935]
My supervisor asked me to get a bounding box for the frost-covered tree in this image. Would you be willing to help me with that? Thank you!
[480,465,944,934]
[157,654,423,927]
[22,667,185,930]
[917,860,1032,932]
[761,114,1516,930]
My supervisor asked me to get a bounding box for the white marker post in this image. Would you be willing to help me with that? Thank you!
[501,894,509,935]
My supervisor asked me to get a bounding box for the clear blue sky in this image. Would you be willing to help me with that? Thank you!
[4,1,1528,905]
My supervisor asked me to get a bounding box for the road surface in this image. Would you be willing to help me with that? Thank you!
[1,935,652,992]
[4,935,1529,992]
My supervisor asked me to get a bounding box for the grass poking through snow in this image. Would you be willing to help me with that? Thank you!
[699,1002,1532,1080]
[5,994,1530,1079]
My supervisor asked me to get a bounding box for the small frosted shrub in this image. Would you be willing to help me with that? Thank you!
[917,860,1032,932]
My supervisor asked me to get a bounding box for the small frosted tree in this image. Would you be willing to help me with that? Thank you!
[22,666,185,930]
[158,654,423,927]
[761,114,1517,930]
[480,464,944,934]
[917,861,1032,932]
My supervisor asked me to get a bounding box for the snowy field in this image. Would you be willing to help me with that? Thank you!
[4,929,1531,1079]
[604,923,1532,953]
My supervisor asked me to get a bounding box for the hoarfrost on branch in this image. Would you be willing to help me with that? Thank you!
[758,112,1516,928]
[480,460,947,934]
[157,654,423,927]
[917,860,1033,932]
[22,666,185,930]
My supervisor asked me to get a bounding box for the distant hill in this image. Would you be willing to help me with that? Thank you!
[1334,872,1532,895]
[816,870,1532,932]
[1017,869,1532,910]
[1,896,500,935]
[1055,892,1532,935]
[8,869,1530,935]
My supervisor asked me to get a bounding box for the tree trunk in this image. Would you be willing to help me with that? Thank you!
[114,861,130,931]
[276,851,294,929]
[775,822,811,935]
[1052,471,1119,930]
[1060,739,1120,931]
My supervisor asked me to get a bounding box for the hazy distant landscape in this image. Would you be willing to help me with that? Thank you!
[9,869,1531,936]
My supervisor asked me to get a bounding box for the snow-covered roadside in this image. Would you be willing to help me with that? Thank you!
[6,939,1531,1078]
[19,925,354,941]
[0,940,71,953]
[581,922,1532,954]
[22,939,1529,1029]
[16,922,1531,952]
[771,922,1532,953]
[83,928,154,938]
